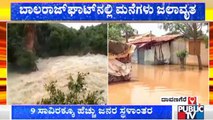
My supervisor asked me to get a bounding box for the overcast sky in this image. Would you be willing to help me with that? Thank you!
[61,23,208,36]
[129,23,209,36]
[129,23,167,36]
[61,23,166,35]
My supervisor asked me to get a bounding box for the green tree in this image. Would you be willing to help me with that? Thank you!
[108,23,137,42]
[47,30,62,56]
[8,23,38,71]
[8,23,25,63]
[160,23,208,70]
[8,23,107,72]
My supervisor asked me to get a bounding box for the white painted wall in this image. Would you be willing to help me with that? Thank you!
[170,38,186,64]
[144,48,154,64]
[131,48,138,64]
[143,42,171,64]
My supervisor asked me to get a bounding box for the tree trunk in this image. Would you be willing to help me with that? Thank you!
[169,42,172,64]
[154,47,157,64]
[193,39,202,70]
[125,30,128,43]
[180,58,185,69]
[24,24,38,71]
[197,54,202,70]
[25,24,36,53]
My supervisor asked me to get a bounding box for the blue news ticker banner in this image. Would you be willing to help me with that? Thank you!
[11,3,205,21]
[12,105,172,119]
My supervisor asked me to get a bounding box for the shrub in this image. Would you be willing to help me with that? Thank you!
[37,72,104,104]
[176,50,188,69]
[176,50,188,59]
[15,50,38,71]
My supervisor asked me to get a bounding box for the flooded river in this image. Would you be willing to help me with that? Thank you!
[108,64,209,104]
[8,54,107,104]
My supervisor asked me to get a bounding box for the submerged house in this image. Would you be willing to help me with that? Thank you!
[129,34,208,66]
[129,34,185,65]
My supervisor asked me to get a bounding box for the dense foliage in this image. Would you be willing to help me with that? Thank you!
[37,72,105,104]
[8,23,107,71]
[108,23,137,42]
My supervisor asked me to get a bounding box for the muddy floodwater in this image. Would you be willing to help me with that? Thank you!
[108,64,209,104]
[8,54,107,104]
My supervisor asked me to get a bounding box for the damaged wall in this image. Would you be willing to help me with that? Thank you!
[108,41,136,83]
[134,38,186,65]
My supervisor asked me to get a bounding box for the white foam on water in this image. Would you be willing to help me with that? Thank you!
[7,54,107,104]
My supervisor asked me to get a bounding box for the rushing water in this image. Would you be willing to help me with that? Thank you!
[8,54,107,104]
[108,64,209,105]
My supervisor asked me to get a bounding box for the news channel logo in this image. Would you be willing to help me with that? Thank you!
[177,105,204,119]
[161,96,198,105]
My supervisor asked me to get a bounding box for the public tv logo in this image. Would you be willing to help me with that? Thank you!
[178,105,204,119]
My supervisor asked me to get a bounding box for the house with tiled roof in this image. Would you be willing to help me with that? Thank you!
[129,33,208,66]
